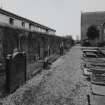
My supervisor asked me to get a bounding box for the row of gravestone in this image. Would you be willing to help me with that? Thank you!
[3,46,64,94]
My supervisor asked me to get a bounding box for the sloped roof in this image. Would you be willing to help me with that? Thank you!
[0,8,56,32]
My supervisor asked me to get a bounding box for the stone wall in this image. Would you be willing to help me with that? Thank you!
[0,24,71,66]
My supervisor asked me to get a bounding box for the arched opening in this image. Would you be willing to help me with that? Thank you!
[86,25,100,40]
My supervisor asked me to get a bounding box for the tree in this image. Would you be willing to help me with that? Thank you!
[86,25,99,40]
[65,35,75,45]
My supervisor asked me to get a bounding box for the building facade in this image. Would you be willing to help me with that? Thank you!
[81,11,105,43]
[0,8,56,35]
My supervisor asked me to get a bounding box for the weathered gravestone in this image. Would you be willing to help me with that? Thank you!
[6,52,26,93]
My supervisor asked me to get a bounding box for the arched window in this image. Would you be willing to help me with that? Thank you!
[86,25,99,40]
[9,18,14,25]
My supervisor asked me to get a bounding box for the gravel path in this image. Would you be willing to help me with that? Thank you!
[1,45,92,105]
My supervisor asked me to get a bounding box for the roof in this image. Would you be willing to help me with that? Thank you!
[0,8,56,32]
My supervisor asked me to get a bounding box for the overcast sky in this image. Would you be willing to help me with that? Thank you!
[1,0,105,39]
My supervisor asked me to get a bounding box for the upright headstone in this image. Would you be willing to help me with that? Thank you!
[6,52,26,93]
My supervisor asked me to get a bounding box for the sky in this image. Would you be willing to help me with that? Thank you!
[1,0,105,39]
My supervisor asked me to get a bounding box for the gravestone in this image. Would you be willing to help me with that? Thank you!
[6,52,26,93]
